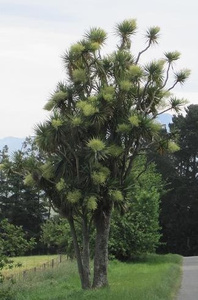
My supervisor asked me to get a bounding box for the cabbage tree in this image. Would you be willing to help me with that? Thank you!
[25,19,190,289]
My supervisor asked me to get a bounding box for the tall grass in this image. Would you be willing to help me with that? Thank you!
[2,254,182,300]
[2,255,60,278]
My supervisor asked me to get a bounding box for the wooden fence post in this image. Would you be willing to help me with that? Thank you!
[51,259,54,268]
[23,270,27,279]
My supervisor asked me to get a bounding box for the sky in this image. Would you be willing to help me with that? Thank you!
[1,0,198,138]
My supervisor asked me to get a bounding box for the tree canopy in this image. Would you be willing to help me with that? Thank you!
[158,105,198,255]
[0,139,49,254]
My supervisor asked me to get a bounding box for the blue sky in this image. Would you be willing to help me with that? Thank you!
[1,0,198,138]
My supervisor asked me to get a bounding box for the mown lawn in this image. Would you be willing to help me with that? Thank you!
[1,254,182,300]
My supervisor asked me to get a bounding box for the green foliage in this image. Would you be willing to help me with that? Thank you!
[87,138,105,152]
[116,123,131,133]
[0,256,6,284]
[51,118,63,129]
[119,80,131,91]
[146,26,160,43]
[101,85,115,102]
[170,97,188,112]
[91,171,107,184]
[128,114,140,126]
[107,145,123,157]
[70,43,85,55]
[85,27,107,45]
[0,255,18,299]
[116,19,137,49]
[109,157,164,260]
[158,105,198,256]
[174,69,191,85]
[0,284,15,300]
[56,178,66,191]
[67,190,82,204]
[86,196,98,211]
[128,65,143,80]
[167,140,180,152]
[0,138,49,255]
[164,51,181,62]
[0,219,36,257]
[23,173,35,186]
[116,19,137,37]
[44,91,67,111]
[41,216,74,256]
[73,69,87,83]
[109,190,124,202]
[77,101,98,116]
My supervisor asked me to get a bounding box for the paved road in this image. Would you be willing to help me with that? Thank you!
[177,256,198,300]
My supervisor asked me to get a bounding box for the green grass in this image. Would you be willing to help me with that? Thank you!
[2,255,61,278]
[2,254,182,300]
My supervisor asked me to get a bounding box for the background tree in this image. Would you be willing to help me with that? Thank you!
[24,19,190,289]
[0,219,35,257]
[158,105,198,255]
[0,138,49,254]
[41,216,74,256]
[109,156,165,260]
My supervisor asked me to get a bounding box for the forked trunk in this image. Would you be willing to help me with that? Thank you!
[92,205,112,288]
[68,217,91,289]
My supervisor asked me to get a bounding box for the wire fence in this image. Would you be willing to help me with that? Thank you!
[4,254,67,282]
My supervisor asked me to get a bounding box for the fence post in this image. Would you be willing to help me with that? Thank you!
[51,259,54,268]
[23,270,27,279]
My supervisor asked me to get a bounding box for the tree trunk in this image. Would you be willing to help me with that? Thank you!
[82,217,91,289]
[68,217,90,289]
[92,205,112,288]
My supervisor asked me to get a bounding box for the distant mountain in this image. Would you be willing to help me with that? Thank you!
[157,113,173,129]
[0,137,25,154]
[0,115,173,155]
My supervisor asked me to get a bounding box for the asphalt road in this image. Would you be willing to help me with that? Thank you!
[177,256,198,300]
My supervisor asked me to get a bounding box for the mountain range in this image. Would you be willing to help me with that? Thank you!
[157,113,173,128]
[0,137,25,155]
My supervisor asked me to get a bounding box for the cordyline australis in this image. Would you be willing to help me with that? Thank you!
[22,19,189,289]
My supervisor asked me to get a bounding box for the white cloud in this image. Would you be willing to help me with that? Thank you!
[175,92,198,107]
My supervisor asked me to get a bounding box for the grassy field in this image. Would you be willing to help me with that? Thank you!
[1,254,182,300]
[2,255,61,278]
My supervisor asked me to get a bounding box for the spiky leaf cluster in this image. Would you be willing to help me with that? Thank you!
[33,19,190,217]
